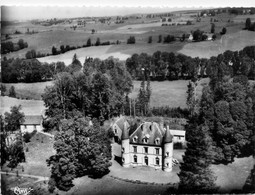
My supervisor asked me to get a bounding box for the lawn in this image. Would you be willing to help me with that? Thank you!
[0,96,45,116]
[212,156,254,193]
[2,132,55,177]
[178,30,255,58]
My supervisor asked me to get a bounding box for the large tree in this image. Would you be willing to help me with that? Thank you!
[4,105,25,132]
[178,117,218,194]
[47,117,111,192]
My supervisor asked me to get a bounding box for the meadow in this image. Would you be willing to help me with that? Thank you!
[2,78,209,108]
[178,30,255,58]
[0,96,45,115]
[2,12,247,60]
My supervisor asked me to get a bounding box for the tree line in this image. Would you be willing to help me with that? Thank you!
[126,46,255,81]
[24,38,121,59]
[1,39,28,54]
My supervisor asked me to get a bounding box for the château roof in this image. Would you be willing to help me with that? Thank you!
[129,122,166,146]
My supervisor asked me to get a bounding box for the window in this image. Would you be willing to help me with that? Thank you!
[34,125,36,130]
[155,138,160,145]
[143,137,148,144]
[155,148,159,155]
[122,158,125,163]
[134,155,137,163]
[24,125,27,129]
[133,146,137,153]
[144,147,148,154]
[166,152,169,156]
[144,156,148,165]
[166,162,169,167]
[156,157,159,165]
[133,136,138,143]
[122,147,125,153]
[114,128,117,134]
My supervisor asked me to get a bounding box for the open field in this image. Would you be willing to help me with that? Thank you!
[130,78,208,108]
[3,81,52,100]
[178,30,255,58]
[0,96,45,115]
[2,13,246,60]
[2,79,209,108]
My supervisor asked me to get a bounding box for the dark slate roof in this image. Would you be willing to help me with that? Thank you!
[164,129,173,143]
[22,115,42,125]
[129,122,164,146]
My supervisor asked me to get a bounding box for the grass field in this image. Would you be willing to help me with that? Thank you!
[178,30,255,58]
[0,96,45,115]
[2,79,208,108]
[2,132,55,177]
[130,78,208,108]
[3,81,52,100]
[2,13,245,60]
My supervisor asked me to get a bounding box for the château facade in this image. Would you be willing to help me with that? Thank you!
[113,119,174,172]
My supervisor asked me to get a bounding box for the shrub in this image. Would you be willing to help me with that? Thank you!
[23,132,32,143]
[127,36,136,44]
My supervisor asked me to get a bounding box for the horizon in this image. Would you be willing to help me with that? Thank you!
[1,0,255,21]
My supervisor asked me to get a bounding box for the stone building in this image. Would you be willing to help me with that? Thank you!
[120,121,174,172]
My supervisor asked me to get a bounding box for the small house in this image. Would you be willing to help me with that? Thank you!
[20,115,43,133]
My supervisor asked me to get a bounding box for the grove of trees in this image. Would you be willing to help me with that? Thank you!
[43,57,133,191]
[1,39,28,54]
[125,46,255,81]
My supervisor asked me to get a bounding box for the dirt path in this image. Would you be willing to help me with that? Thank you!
[0,171,49,185]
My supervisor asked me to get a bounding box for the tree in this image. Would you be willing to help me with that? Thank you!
[186,81,198,116]
[95,37,101,46]
[9,86,16,98]
[211,23,215,34]
[158,35,162,43]
[60,45,65,53]
[148,36,152,43]
[1,84,6,96]
[178,117,218,194]
[8,136,26,168]
[47,117,111,192]
[52,46,57,55]
[221,27,227,35]
[87,38,92,47]
[68,54,82,73]
[0,115,8,166]
[127,36,136,44]
[246,18,251,30]
[4,105,25,132]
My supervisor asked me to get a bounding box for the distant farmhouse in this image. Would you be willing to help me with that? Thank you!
[111,118,186,172]
[20,115,43,133]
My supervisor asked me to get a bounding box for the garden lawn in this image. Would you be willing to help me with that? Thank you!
[2,132,55,178]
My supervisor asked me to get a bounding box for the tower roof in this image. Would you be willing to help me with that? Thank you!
[121,121,129,140]
[164,129,173,143]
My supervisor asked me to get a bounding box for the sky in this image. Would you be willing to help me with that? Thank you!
[1,0,255,20]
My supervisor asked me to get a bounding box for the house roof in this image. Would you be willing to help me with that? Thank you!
[129,122,168,146]
[22,115,42,125]
[170,129,186,136]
